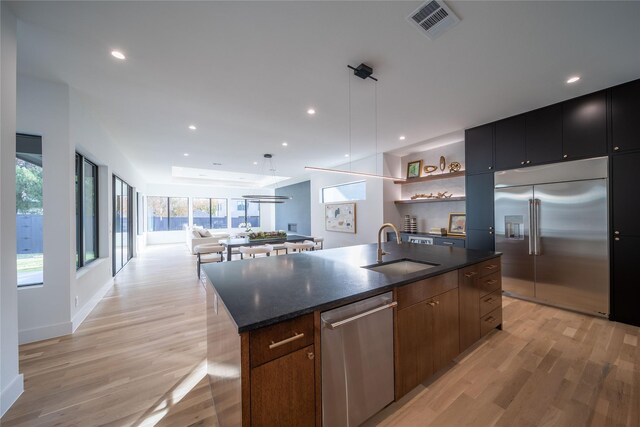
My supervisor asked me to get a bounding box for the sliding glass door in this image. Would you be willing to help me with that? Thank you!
[113,175,133,275]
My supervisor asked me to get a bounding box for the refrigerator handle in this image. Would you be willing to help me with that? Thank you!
[528,199,534,255]
[534,199,541,255]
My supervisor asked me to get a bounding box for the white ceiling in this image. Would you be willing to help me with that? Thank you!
[10,1,640,186]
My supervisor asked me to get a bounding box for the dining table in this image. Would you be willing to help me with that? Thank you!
[219,234,313,261]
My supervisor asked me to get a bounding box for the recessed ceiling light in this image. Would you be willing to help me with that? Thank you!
[111,50,126,60]
[399,135,406,141]
[345,154,350,157]
[282,142,288,147]
[183,153,189,157]
[566,76,581,84]
[307,108,316,115]
[188,124,197,130]
[253,161,258,165]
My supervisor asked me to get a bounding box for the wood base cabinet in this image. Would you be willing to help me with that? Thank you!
[459,258,503,352]
[251,345,316,427]
[396,271,460,398]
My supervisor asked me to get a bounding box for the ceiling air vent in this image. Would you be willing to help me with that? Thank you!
[407,0,460,40]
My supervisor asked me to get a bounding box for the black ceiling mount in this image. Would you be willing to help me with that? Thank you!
[348,63,378,81]
[263,153,273,159]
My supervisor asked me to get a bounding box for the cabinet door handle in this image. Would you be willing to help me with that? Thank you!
[426,301,436,307]
[485,265,498,270]
[563,154,568,159]
[484,297,496,303]
[488,166,493,170]
[486,279,498,285]
[485,316,495,323]
[464,271,478,278]
[526,160,531,164]
[269,332,305,349]
[307,352,315,360]
[442,242,454,245]
[614,231,620,235]
[615,237,620,241]
[520,161,525,165]
[614,146,620,151]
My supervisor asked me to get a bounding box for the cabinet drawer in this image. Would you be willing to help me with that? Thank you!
[480,307,502,337]
[434,238,465,248]
[480,289,502,317]
[477,271,501,297]
[397,271,458,309]
[250,313,314,368]
[477,258,501,278]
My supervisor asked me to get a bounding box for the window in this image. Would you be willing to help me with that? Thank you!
[169,197,188,230]
[147,196,168,231]
[146,197,189,231]
[76,153,99,268]
[321,180,366,203]
[193,198,228,229]
[113,176,133,275]
[136,192,144,235]
[16,134,43,286]
[231,199,260,228]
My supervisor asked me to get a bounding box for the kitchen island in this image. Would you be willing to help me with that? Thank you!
[202,242,502,426]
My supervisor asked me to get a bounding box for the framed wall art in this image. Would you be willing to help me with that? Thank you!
[447,213,466,236]
[407,160,422,179]
[325,203,356,233]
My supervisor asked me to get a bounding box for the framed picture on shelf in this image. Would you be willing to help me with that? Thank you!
[448,213,466,236]
[407,160,423,179]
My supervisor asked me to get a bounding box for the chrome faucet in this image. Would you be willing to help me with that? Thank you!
[377,223,401,263]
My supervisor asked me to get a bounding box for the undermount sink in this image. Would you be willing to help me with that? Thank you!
[363,259,438,276]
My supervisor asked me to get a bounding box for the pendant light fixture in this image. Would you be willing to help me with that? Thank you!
[242,154,292,203]
[304,63,406,182]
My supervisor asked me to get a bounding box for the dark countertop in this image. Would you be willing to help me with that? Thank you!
[202,242,500,333]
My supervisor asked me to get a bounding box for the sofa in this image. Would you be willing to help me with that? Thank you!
[186,226,230,254]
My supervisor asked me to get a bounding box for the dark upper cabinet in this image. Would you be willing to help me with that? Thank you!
[612,235,640,326]
[465,124,494,175]
[562,90,607,160]
[465,229,495,252]
[465,172,494,231]
[611,79,640,153]
[494,115,526,171]
[525,104,563,165]
[612,152,640,237]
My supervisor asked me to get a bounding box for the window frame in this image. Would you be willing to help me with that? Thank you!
[321,180,366,203]
[146,196,190,231]
[75,152,99,269]
[192,197,228,229]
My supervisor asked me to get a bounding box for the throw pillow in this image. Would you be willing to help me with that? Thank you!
[199,229,212,237]
[191,230,201,239]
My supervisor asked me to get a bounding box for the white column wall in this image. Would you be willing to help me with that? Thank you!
[1,3,24,416]
[309,155,385,249]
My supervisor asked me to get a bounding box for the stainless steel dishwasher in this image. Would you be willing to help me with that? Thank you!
[321,292,396,426]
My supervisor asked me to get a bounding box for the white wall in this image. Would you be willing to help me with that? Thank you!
[145,183,275,245]
[1,3,24,416]
[309,155,385,249]
[15,74,146,344]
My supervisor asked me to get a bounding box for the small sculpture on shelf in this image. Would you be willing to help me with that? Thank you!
[411,192,433,200]
[423,165,438,175]
[409,191,454,200]
[448,161,462,173]
[436,191,453,199]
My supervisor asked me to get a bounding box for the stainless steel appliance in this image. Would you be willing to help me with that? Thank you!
[321,292,396,426]
[407,235,433,244]
[494,157,609,317]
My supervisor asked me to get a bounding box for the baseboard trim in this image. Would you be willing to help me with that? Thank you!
[71,277,114,332]
[19,321,73,344]
[0,373,24,417]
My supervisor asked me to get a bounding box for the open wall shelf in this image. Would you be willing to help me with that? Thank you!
[394,196,466,205]
[394,170,465,185]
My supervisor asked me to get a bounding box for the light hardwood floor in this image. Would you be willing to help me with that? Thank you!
[1,244,217,427]
[2,244,639,426]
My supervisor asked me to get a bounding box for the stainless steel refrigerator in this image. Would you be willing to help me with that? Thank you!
[494,157,609,317]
